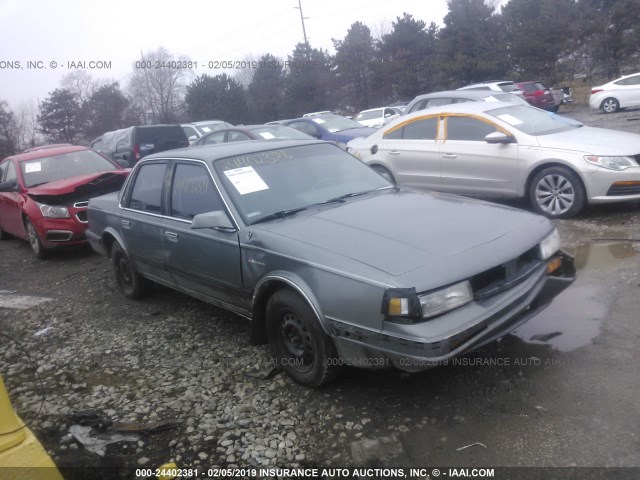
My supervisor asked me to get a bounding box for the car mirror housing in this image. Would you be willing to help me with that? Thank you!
[0,180,19,192]
[115,159,130,168]
[485,132,514,144]
[191,211,236,231]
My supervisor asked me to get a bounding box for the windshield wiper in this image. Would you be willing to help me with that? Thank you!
[251,206,309,225]
[317,187,392,206]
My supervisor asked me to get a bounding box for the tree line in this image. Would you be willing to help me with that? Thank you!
[1,0,638,154]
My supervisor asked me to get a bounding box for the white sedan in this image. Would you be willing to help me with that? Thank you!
[355,107,400,128]
[589,72,640,113]
[347,102,640,218]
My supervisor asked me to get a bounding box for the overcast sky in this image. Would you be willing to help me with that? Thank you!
[0,0,451,109]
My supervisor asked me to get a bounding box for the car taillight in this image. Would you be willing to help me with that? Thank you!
[134,144,140,160]
[591,89,603,94]
[533,90,544,96]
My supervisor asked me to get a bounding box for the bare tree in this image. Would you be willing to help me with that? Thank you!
[233,54,258,88]
[127,47,192,123]
[60,71,102,105]
[13,100,42,150]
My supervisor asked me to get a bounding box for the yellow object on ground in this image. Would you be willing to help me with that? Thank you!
[0,375,64,480]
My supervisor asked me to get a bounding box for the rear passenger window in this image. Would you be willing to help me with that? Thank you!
[446,117,498,141]
[384,117,438,140]
[128,163,166,214]
[170,163,223,220]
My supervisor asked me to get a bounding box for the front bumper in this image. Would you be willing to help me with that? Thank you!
[33,213,88,248]
[329,253,575,372]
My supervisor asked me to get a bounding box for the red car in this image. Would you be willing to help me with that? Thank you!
[0,145,129,258]
[516,81,559,112]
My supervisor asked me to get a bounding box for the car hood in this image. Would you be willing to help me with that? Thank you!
[328,127,377,142]
[535,126,640,155]
[27,171,128,205]
[255,189,551,287]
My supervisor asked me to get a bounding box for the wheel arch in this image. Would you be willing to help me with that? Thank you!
[524,161,588,200]
[250,272,327,346]
[368,162,396,182]
[101,227,127,259]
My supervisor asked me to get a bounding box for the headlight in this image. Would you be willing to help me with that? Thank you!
[584,155,639,171]
[539,228,561,260]
[419,281,473,319]
[382,282,473,322]
[38,203,70,218]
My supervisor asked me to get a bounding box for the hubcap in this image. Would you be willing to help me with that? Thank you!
[603,100,617,113]
[281,312,313,367]
[27,223,39,253]
[117,254,133,287]
[535,174,575,216]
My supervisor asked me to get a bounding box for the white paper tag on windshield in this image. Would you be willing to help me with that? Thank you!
[312,118,326,124]
[496,114,523,125]
[25,162,42,173]
[224,166,269,195]
[259,132,276,139]
[201,127,211,132]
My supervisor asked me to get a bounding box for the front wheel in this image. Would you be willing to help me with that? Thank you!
[25,219,48,259]
[529,166,585,219]
[266,289,340,387]
[111,242,152,299]
[600,97,620,114]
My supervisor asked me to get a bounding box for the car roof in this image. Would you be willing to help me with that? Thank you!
[411,90,511,102]
[184,120,228,126]
[6,145,89,163]
[144,139,326,162]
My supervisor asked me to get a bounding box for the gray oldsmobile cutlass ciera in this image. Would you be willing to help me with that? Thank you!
[87,140,575,386]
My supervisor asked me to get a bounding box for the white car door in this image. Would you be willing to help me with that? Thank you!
[377,115,442,190]
[439,115,519,197]
[613,74,640,108]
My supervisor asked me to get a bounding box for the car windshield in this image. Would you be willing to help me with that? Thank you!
[249,126,312,140]
[196,123,229,135]
[488,105,577,136]
[20,150,118,187]
[214,143,390,225]
[485,93,529,105]
[356,110,382,121]
[311,115,363,133]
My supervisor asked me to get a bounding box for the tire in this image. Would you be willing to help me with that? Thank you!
[0,224,12,240]
[371,165,396,184]
[266,289,340,387]
[600,97,620,114]
[25,219,48,259]
[529,166,585,219]
[111,242,151,299]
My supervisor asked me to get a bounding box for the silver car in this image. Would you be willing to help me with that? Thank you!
[348,102,640,218]
[87,140,575,386]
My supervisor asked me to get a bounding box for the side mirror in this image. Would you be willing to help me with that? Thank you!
[485,132,514,144]
[191,211,236,231]
[116,159,130,168]
[384,113,392,118]
[0,180,19,193]
[188,135,198,142]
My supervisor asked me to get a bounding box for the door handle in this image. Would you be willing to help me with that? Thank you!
[442,153,457,159]
[121,219,131,228]
[164,231,179,241]
[389,150,400,155]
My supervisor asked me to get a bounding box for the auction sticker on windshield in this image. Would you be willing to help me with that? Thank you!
[25,162,42,173]
[224,166,269,195]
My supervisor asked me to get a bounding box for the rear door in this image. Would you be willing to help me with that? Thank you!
[439,114,519,196]
[376,115,442,190]
[120,161,173,284]
[163,161,243,308]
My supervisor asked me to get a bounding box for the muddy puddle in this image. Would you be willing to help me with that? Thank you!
[513,241,637,352]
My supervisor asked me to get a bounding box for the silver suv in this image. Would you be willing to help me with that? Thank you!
[458,80,524,97]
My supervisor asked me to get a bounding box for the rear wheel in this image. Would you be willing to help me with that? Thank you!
[111,242,152,299]
[25,219,48,259]
[529,166,585,219]
[266,289,340,387]
[600,97,620,113]
[371,165,396,184]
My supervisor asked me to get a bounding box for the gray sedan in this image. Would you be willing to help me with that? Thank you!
[87,140,574,386]
[348,102,640,218]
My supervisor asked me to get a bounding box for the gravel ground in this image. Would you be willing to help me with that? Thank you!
[1,104,640,479]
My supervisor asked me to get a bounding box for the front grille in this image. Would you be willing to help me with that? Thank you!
[76,211,88,223]
[470,246,541,301]
[606,183,640,196]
